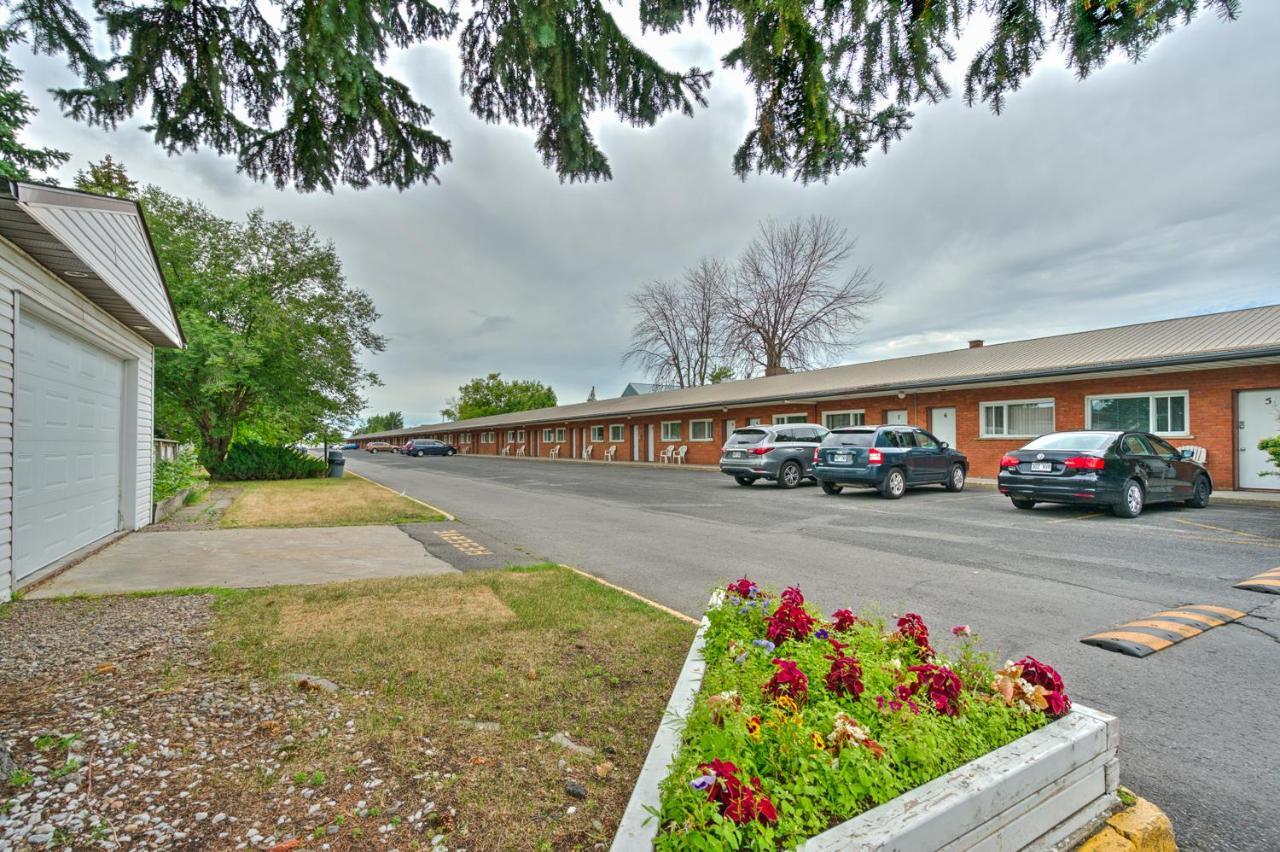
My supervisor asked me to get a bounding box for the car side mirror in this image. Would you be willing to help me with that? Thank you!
[939,441,949,449]
[1179,448,1194,460]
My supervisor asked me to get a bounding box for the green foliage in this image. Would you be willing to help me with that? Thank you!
[129,173,384,474]
[708,365,735,384]
[1259,435,1280,476]
[153,449,203,504]
[215,441,327,481]
[657,588,1051,849]
[361,411,404,434]
[72,155,137,198]
[440,372,556,422]
[5,0,1236,190]
[0,24,69,181]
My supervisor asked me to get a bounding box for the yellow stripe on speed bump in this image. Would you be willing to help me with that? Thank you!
[1082,605,1247,658]
[1236,567,1280,595]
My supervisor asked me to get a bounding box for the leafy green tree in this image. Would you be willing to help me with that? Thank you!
[139,186,384,474]
[72,155,137,198]
[360,411,405,434]
[1260,435,1280,476]
[441,373,556,422]
[708,365,735,384]
[0,24,68,180]
[4,0,1238,191]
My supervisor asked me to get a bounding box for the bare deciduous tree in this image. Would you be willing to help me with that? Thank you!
[624,258,734,388]
[721,216,882,376]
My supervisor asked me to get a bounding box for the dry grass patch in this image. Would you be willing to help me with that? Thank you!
[212,565,696,849]
[220,474,444,528]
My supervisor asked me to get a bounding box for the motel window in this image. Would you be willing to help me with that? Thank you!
[609,424,625,442]
[1087,391,1188,436]
[690,419,714,441]
[590,425,605,443]
[980,399,1056,438]
[461,434,471,444]
[542,428,554,443]
[773,413,807,424]
[506,430,516,443]
[661,421,682,441]
[823,410,865,430]
[555,427,566,443]
[747,418,762,426]
[516,430,525,442]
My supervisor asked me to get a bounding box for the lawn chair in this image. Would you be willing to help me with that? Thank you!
[674,445,688,464]
[603,445,617,462]
[500,444,510,456]
[583,444,594,460]
[658,445,674,464]
[549,445,560,459]
[1180,444,1207,464]
[516,445,526,456]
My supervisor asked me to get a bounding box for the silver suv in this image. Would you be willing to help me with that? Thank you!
[719,424,829,488]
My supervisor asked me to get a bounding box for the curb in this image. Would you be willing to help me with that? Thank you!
[345,470,457,521]
[558,563,700,626]
[1077,792,1176,851]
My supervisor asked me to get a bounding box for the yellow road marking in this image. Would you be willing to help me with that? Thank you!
[1082,630,1173,651]
[1174,518,1271,540]
[1149,609,1225,626]
[1048,512,1104,524]
[433,529,492,556]
[1184,604,1247,619]
[559,564,700,626]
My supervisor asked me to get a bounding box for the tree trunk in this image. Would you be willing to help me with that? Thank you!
[198,430,234,477]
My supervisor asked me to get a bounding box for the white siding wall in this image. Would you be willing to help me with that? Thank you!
[0,236,155,599]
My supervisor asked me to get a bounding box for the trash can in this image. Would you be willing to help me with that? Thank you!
[327,449,345,478]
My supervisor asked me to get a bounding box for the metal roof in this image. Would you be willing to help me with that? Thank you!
[355,303,1280,440]
[0,181,184,348]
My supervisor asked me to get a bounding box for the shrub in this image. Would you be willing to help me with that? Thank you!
[656,579,1071,850]
[153,449,202,503]
[214,441,327,481]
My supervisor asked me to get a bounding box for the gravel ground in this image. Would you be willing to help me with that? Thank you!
[0,596,457,850]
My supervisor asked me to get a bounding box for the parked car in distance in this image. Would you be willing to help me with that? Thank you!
[998,430,1211,518]
[365,441,392,453]
[342,442,359,450]
[719,424,828,488]
[402,438,457,457]
[813,425,968,499]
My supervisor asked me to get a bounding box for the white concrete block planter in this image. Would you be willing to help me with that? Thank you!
[613,594,1119,851]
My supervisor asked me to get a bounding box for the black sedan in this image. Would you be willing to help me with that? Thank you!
[401,438,457,457]
[997,430,1211,518]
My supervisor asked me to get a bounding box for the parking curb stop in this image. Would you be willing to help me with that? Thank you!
[1078,794,1177,852]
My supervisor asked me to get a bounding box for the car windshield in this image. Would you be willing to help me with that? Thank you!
[1023,432,1115,452]
[728,429,767,445]
[822,429,876,447]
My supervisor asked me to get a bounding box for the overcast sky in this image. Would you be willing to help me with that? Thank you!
[13,4,1280,427]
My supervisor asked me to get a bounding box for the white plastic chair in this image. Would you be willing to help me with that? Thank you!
[603,445,617,461]
[658,445,674,464]
[674,445,688,464]
[1180,445,1207,464]
[583,444,593,460]
[549,445,560,459]
[499,445,510,456]
[516,445,526,457]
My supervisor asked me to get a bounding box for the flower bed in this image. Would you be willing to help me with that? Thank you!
[648,579,1077,850]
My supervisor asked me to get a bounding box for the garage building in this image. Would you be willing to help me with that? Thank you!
[355,305,1280,491]
[0,181,183,600]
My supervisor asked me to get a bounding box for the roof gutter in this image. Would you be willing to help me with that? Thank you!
[351,347,1280,440]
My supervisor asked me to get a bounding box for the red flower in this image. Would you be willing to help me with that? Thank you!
[896,612,934,658]
[824,652,864,699]
[780,585,805,606]
[696,760,778,825]
[766,602,816,643]
[905,663,964,716]
[1016,656,1072,716]
[831,608,859,632]
[727,577,759,599]
[764,658,809,704]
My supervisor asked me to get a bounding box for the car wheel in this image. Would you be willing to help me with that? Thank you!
[1112,479,1145,518]
[1185,475,1211,509]
[880,468,906,500]
[446,449,456,456]
[777,461,802,489]
[821,481,843,495]
[944,463,966,492]
[1011,498,1036,510]
[734,476,756,486]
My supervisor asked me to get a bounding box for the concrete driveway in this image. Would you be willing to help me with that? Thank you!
[28,526,457,597]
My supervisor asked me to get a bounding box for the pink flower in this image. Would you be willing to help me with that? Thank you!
[895,612,934,659]
[905,663,964,717]
[952,624,971,637]
[780,586,805,607]
[727,577,759,599]
[1015,656,1071,717]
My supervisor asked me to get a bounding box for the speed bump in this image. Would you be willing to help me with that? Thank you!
[1081,605,1247,658]
[1236,567,1280,595]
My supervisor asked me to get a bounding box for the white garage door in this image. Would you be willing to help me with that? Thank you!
[14,312,124,581]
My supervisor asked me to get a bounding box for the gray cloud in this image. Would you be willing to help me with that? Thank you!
[12,6,1280,428]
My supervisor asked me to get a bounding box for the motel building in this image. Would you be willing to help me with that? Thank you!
[355,305,1280,493]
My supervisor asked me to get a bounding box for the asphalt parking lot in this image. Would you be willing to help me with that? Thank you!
[346,452,1279,851]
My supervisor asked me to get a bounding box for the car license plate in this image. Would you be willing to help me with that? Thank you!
[831,453,851,464]
[1030,462,1052,472]
[730,450,746,459]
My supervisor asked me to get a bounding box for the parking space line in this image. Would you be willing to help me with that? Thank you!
[1234,567,1280,594]
[1082,604,1247,658]
[1174,518,1270,540]
[1047,512,1104,524]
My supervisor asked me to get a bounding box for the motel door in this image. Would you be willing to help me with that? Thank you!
[930,407,956,447]
[632,424,640,461]
[1238,389,1280,490]
[886,409,908,425]
[647,424,655,462]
